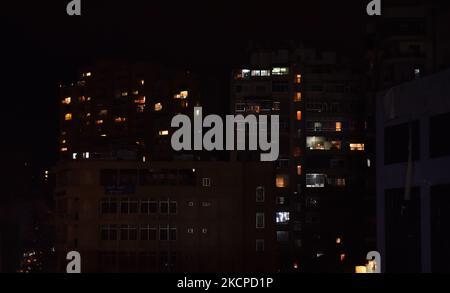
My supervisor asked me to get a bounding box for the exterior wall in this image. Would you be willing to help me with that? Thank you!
[53,160,277,272]
[376,69,450,272]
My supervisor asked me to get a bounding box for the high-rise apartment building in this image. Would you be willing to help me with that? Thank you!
[231,46,369,271]
[55,61,278,272]
[53,160,277,272]
[376,69,450,273]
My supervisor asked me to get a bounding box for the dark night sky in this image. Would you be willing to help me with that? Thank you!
[0,0,367,171]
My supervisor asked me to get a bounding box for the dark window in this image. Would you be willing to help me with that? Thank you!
[160,202,169,214]
[384,121,420,165]
[119,169,137,186]
[431,185,450,273]
[100,169,118,186]
[272,81,289,92]
[385,188,421,272]
[141,200,157,214]
[169,202,177,214]
[430,112,450,158]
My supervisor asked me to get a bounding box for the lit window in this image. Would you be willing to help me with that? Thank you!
[114,117,127,123]
[297,165,302,176]
[261,70,271,76]
[276,212,290,224]
[296,111,302,121]
[62,97,71,105]
[181,100,189,108]
[256,186,265,202]
[340,253,346,262]
[60,147,68,152]
[64,113,72,121]
[95,120,104,125]
[236,69,251,79]
[328,177,346,187]
[121,92,128,97]
[295,74,302,84]
[99,109,108,116]
[414,68,421,79]
[272,67,289,76]
[132,90,139,95]
[85,72,92,77]
[174,90,188,99]
[154,103,163,111]
[336,237,342,244]
[314,122,322,131]
[307,136,342,151]
[256,213,265,229]
[276,175,289,188]
[100,134,107,137]
[350,143,365,151]
[336,122,342,132]
[306,174,326,188]
[140,80,145,86]
[294,92,302,102]
[159,130,169,136]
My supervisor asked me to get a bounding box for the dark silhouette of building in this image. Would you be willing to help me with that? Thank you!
[53,160,277,272]
[231,46,369,272]
[54,61,279,272]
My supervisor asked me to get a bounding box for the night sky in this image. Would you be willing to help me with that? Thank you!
[0,0,367,172]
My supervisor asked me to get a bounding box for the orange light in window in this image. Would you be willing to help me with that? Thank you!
[336,122,342,132]
[295,74,302,84]
[294,92,302,102]
[297,165,302,176]
[276,175,289,188]
[296,111,302,121]
[350,143,365,151]
[62,97,71,105]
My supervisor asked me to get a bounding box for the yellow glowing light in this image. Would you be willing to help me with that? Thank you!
[276,175,288,188]
[114,117,127,123]
[62,97,71,105]
[154,103,163,111]
[355,266,367,274]
[64,113,72,121]
[95,120,104,125]
[336,122,342,132]
[159,130,169,136]
[350,143,365,151]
